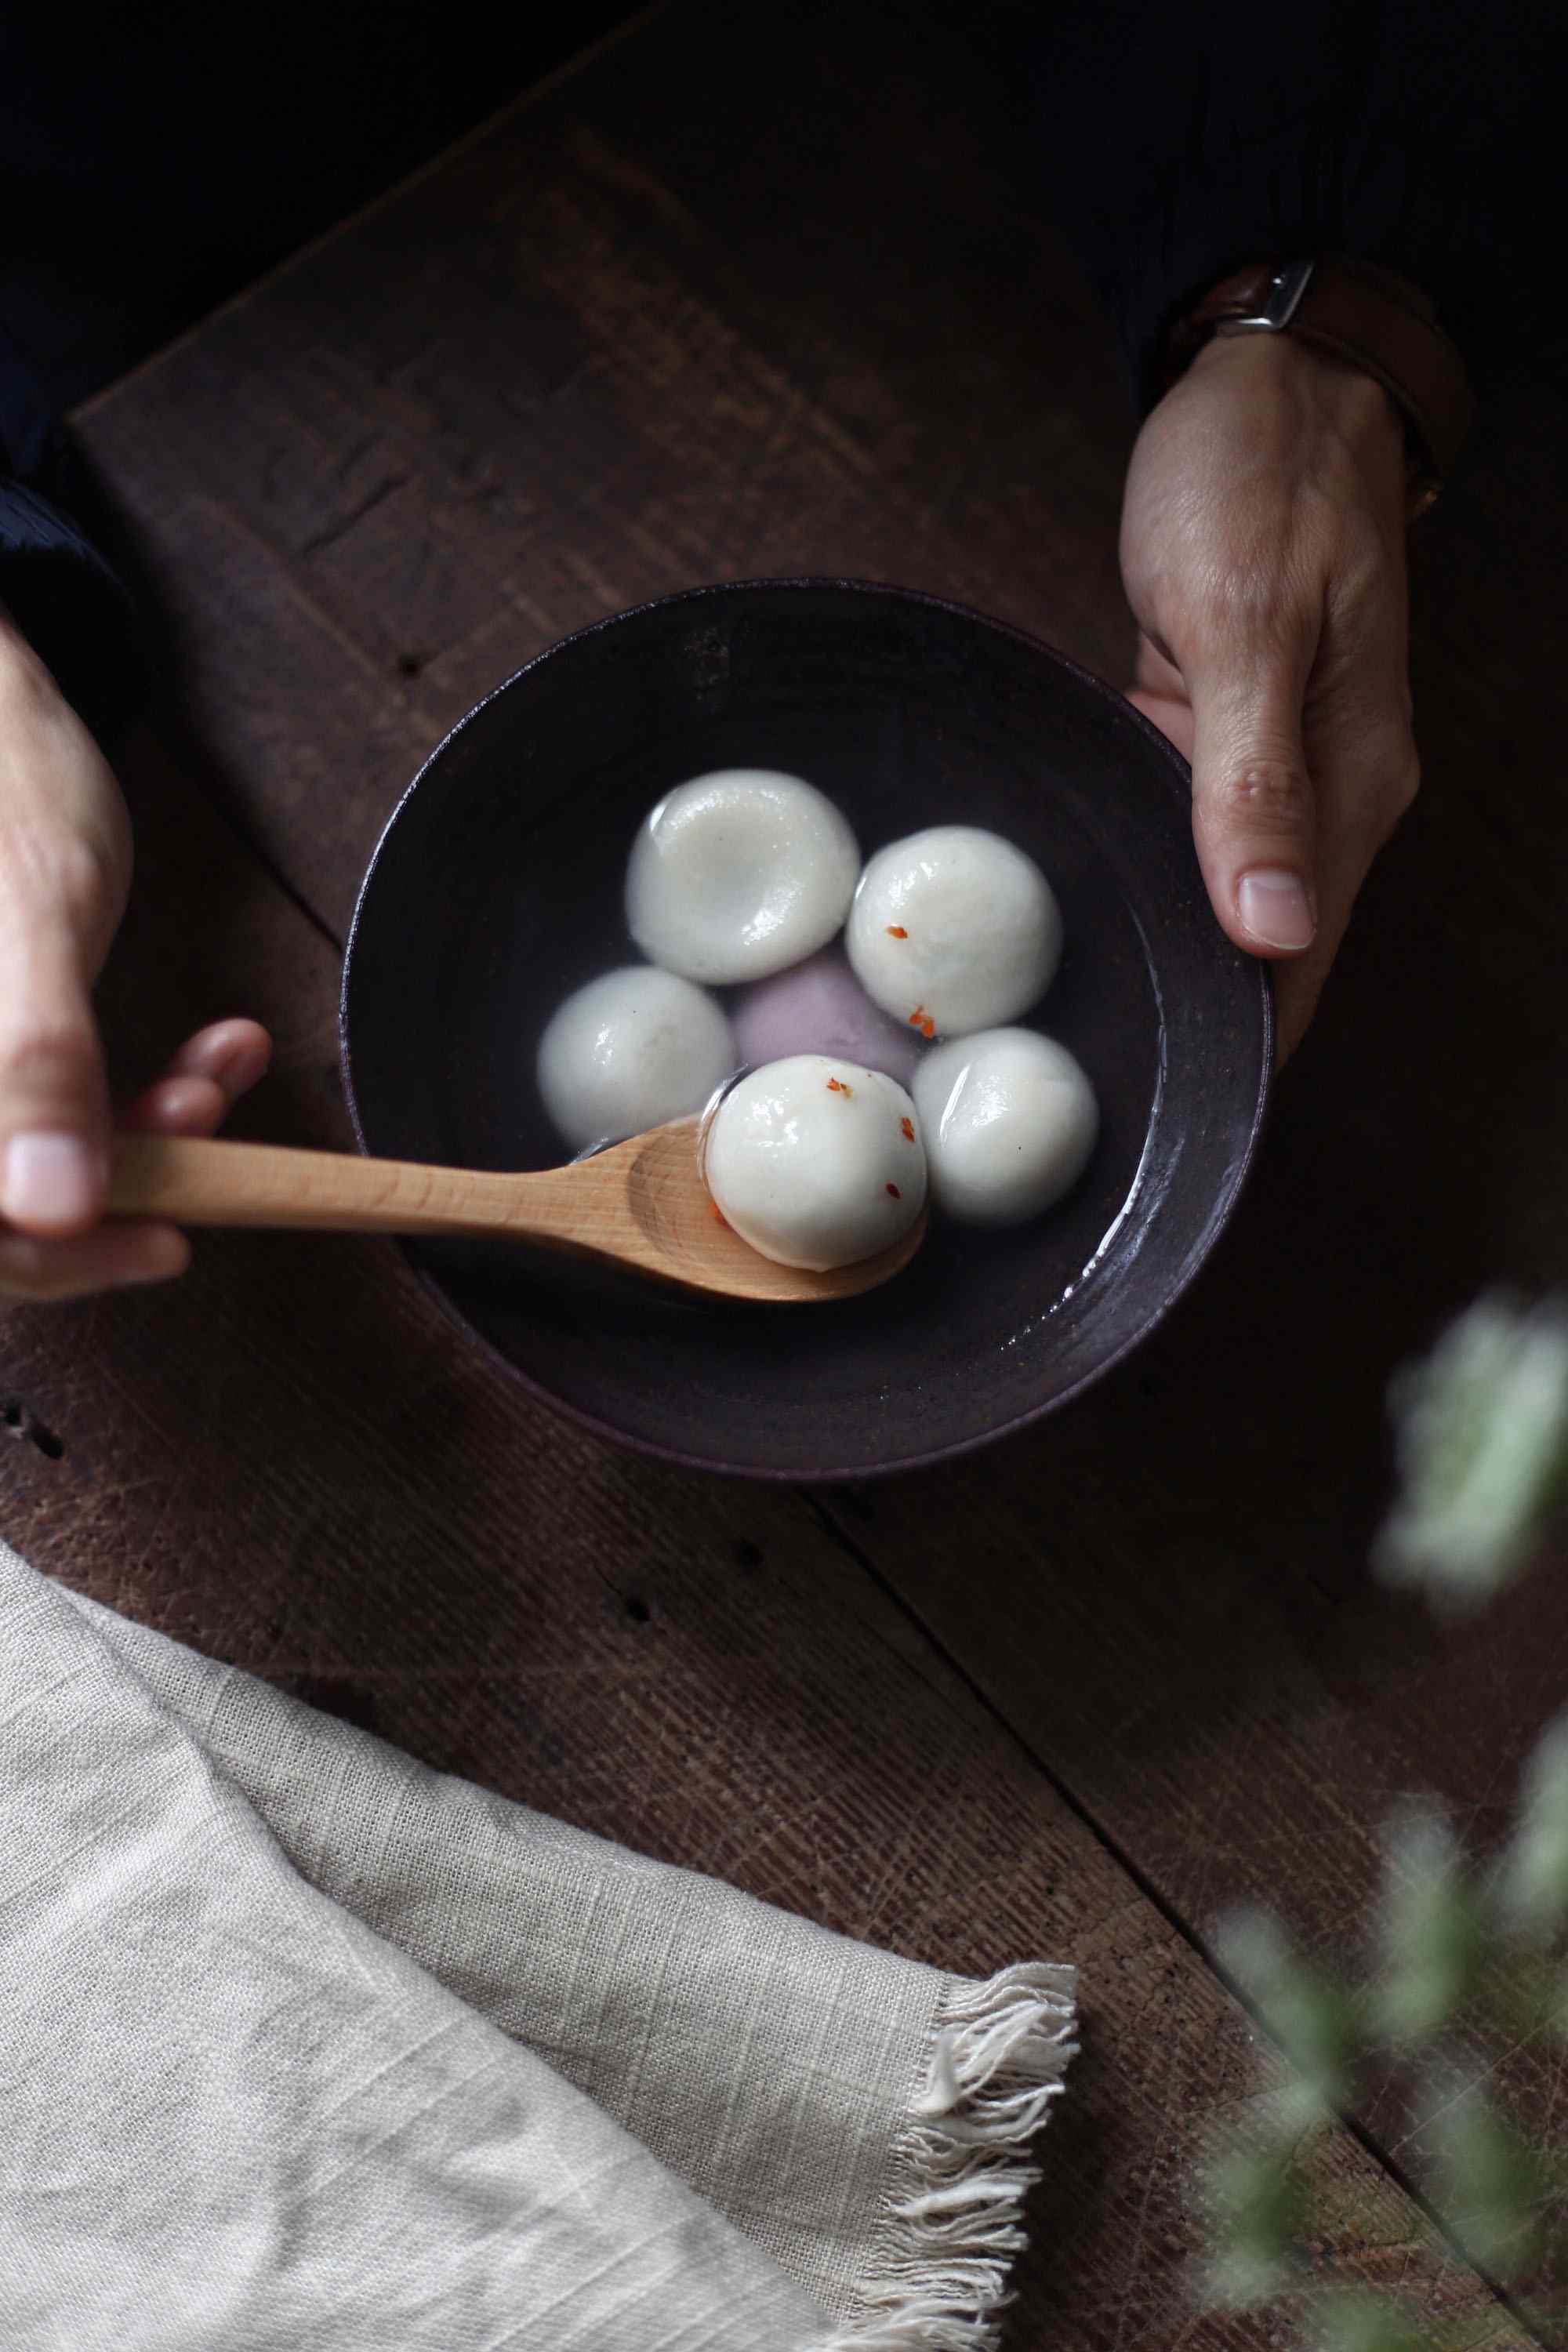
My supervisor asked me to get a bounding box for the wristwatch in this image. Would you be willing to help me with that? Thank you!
[1160,256,1475,517]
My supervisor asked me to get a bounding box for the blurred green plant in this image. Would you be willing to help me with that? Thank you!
[1203,1292,1568,2348]
[1377,1294,1568,1610]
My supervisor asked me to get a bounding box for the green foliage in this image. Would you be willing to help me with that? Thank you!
[1377,1294,1568,1609]
[1204,1293,1568,2346]
[1426,2083,1547,2282]
[1312,2289,1429,2352]
[1219,1910,1356,2103]
[1205,1754,1565,2336]
[1374,1809,1486,2048]
[1203,2140,1302,2308]
[1501,1715,1568,1939]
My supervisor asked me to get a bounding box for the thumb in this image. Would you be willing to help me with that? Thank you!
[0,922,111,1236]
[1186,648,1318,960]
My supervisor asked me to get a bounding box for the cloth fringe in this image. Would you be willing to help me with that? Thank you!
[819,1962,1078,2351]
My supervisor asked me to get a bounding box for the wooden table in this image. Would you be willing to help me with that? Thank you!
[5,5,1565,2343]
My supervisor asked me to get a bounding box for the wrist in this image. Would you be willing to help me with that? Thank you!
[1160,256,1474,517]
[0,626,132,954]
[1187,330,1404,456]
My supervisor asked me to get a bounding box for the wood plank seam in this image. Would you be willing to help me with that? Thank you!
[803,1492,1552,2348]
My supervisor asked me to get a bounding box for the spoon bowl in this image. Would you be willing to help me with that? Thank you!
[106,1123,926,1304]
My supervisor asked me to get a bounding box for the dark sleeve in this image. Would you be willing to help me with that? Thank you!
[0,325,145,746]
[0,0,633,746]
[1025,0,1561,414]
[2,4,151,739]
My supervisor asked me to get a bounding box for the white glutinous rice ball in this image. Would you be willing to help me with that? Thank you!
[626,770,860,985]
[731,947,920,1087]
[911,1029,1098,1226]
[704,1054,927,1271]
[536,966,735,1154]
[846,824,1062,1039]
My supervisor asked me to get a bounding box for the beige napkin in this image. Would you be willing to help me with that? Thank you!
[0,1535,1073,2350]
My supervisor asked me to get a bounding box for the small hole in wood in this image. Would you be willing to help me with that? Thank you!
[2,1401,63,1457]
[624,1595,651,1624]
[732,1539,764,1572]
[396,652,425,679]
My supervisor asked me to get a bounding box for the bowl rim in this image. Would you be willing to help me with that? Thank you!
[339,575,1274,1481]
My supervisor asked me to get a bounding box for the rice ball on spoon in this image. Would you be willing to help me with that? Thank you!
[704,1054,926,1271]
[537,965,735,1154]
[911,1028,1097,1226]
[847,824,1062,1039]
[627,769,860,984]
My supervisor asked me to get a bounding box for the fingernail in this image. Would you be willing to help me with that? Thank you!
[1237,869,1316,951]
[3,1132,103,1230]
[193,1025,270,1091]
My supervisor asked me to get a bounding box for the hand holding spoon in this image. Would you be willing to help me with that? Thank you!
[106,1120,925,1304]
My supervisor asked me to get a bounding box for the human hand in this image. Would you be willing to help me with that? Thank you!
[1120,329,1418,1059]
[0,614,271,1301]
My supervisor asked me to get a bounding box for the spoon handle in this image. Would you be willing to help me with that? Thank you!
[107,1134,577,1240]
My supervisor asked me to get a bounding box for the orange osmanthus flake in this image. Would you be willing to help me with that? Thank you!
[900,1117,915,1142]
[906,1005,936,1038]
[885,924,908,938]
[885,1182,901,1199]
[826,1076,854,1096]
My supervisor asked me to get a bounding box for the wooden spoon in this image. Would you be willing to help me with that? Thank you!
[106,1120,926,1304]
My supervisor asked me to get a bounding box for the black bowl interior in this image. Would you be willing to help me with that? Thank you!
[341,581,1270,1478]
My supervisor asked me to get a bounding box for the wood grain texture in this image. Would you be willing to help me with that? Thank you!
[0,760,1529,2350]
[802,348,1568,2314]
[76,3,1129,938]
[12,0,1562,2339]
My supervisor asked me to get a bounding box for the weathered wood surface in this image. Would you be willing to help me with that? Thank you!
[1,739,1526,2349]
[4,0,1564,2342]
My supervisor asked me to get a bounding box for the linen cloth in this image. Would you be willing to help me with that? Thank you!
[0,1537,1074,2350]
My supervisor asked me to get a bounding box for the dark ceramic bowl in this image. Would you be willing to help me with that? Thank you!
[341,580,1271,1479]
